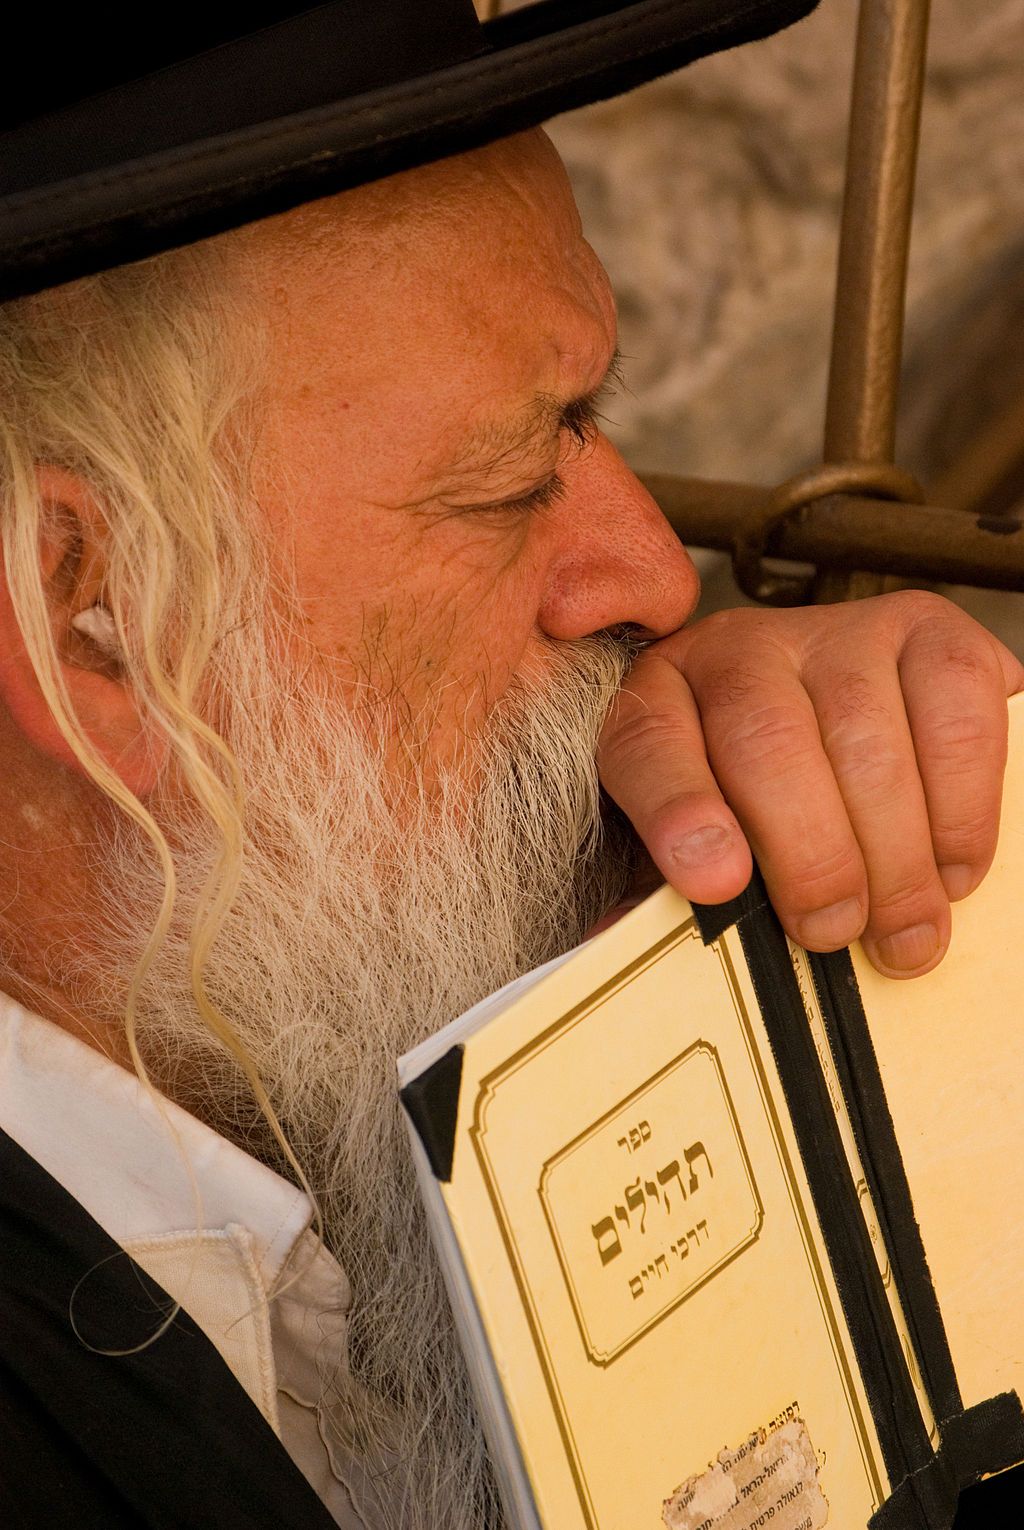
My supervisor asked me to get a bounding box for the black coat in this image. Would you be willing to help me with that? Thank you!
[0,1128,337,1528]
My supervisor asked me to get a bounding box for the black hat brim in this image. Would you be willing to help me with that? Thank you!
[0,0,821,302]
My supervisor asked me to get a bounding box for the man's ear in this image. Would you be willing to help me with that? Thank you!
[0,466,167,797]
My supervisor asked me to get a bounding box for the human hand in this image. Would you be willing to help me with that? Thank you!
[597,592,1024,978]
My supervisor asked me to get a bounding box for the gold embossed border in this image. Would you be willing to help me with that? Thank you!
[538,1039,763,1365]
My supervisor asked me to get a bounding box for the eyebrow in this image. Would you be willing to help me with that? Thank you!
[451,345,625,480]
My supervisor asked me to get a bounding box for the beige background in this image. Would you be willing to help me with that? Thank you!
[521,0,1024,648]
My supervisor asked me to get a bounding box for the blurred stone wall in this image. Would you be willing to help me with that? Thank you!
[541,0,1024,648]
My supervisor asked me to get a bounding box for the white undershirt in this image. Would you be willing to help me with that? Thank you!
[0,993,394,1528]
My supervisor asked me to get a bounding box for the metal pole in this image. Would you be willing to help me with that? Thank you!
[815,0,931,600]
[643,474,1024,593]
[824,0,931,463]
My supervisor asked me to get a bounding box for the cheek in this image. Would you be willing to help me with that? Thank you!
[286,509,550,757]
[383,541,545,742]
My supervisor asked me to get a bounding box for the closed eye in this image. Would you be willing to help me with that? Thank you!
[496,473,568,515]
[470,379,622,515]
[450,471,568,519]
[442,348,626,513]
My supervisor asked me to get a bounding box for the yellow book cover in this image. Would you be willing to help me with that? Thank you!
[398,696,1024,1530]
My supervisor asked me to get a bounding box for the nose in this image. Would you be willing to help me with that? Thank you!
[536,433,700,641]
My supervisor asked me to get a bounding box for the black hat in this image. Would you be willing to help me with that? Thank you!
[1,0,820,302]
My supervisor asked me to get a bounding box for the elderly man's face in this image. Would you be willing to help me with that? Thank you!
[243,129,698,776]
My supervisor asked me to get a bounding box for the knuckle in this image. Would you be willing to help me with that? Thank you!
[913,707,1007,763]
[692,659,764,711]
[778,846,865,915]
[827,731,907,800]
[710,702,816,768]
[682,616,792,701]
[869,867,944,930]
[890,588,959,634]
[600,706,694,772]
[929,802,998,861]
[824,670,894,729]
[899,591,1003,671]
[928,642,998,685]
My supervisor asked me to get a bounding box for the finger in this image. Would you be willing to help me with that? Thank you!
[690,652,872,952]
[597,651,751,904]
[802,656,951,978]
[991,627,1024,697]
[896,604,1016,904]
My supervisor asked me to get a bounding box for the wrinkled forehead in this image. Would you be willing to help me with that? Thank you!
[237,129,614,403]
[249,129,580,274]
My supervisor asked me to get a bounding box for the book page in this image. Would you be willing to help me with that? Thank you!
[851,690,1024,1416]
[437,891,889,1529]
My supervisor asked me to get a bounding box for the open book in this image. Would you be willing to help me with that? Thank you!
[397,695,1024,1530]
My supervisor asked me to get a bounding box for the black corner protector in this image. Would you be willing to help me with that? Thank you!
[939,1392,1024,1487]
[692,868,766,945]
[869,1393,1024,1530]
[400,1044,464,1183]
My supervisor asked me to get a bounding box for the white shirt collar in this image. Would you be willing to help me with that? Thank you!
[0,990,313,1291]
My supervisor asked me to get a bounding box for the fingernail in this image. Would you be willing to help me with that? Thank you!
[938,863,974,901]
[796,897,864,949]
[669,825,734,869]
[873,922,940,972]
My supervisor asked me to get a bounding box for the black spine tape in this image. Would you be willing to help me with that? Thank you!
[809,947,1024,1514]
[693,873,1024,1525]
[400,1043,464,1182]
[807,948,962,1426]
[691,874,766,946]
[727,874,935,1497]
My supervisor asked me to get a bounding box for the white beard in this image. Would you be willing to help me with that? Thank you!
[89,630,639,1528]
